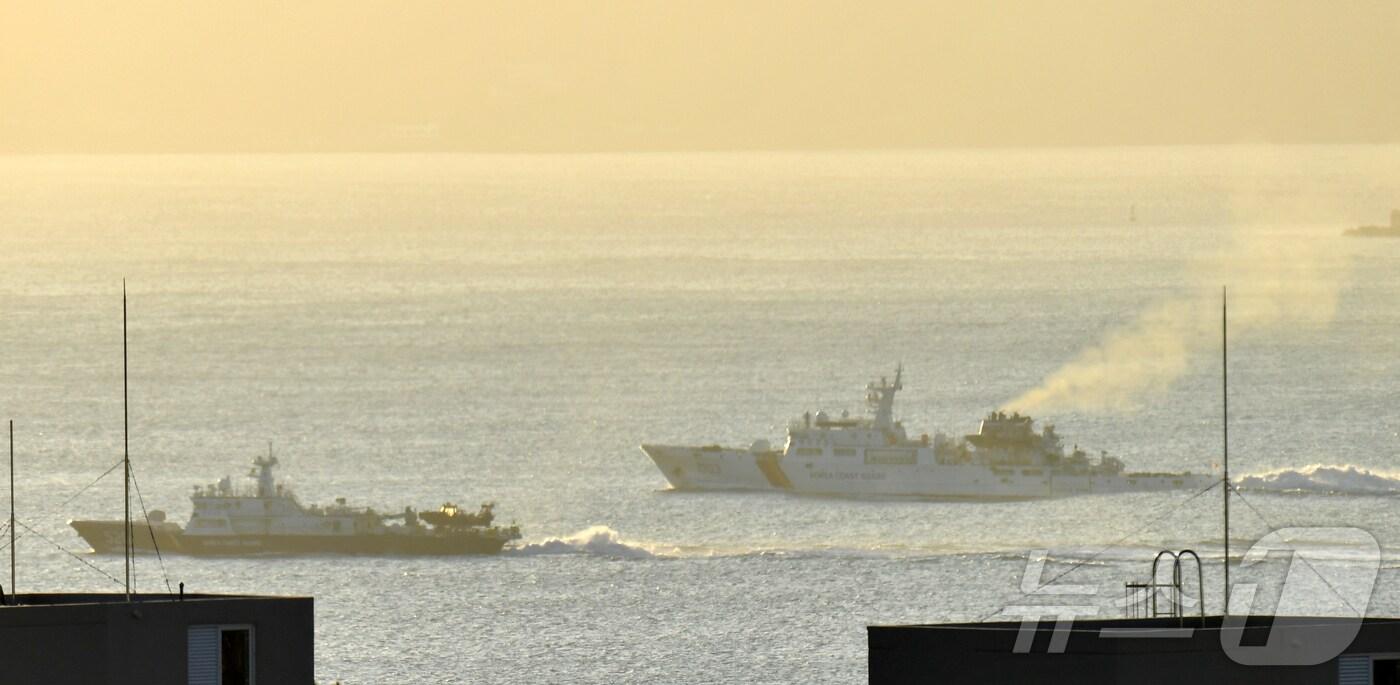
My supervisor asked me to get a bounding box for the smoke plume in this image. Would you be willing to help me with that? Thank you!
[1003,160,1364,414]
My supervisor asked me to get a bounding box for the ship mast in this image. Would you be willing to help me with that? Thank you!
[1221,287,1230,615]
[868,364,903,430]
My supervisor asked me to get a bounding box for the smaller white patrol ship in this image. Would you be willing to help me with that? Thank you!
[71,453,521,556]
[641,367,1214,499]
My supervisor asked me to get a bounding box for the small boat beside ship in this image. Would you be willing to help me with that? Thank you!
[71,454,521,556]
[641,367,1214,499]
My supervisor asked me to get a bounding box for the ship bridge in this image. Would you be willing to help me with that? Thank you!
[784,366,915,449]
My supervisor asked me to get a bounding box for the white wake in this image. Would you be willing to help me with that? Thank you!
[512,525,672,559]
[1235,464,1400,495]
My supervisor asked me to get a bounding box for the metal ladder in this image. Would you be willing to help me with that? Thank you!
[1124,549,1205,622]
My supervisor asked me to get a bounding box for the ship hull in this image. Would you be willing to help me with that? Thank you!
[71,520,514,556]
[783,462,1215,499]
[176,531,511,556]
[69,520,184,554]
[642,444,782,491]
[641,446,1214,499]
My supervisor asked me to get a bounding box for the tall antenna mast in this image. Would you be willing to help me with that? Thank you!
[123,282,132,601]
[9,420,15,602]
[1222,287,1230,615]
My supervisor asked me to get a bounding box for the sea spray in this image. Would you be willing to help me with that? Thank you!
[1235,464,1400,495]
[512,525,674,559]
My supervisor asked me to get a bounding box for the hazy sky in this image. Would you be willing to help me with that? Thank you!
[3,1,1399,153]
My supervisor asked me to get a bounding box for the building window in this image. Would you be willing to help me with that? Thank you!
[1373,656,1400,685]
[222,628,252,684]
[189,624,255,685]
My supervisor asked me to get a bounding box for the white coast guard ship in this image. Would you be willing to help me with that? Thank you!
[641,367,1214,499]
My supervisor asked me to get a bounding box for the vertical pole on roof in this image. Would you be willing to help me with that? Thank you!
[1221,287,1230,616]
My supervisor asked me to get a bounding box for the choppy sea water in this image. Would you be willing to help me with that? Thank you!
[0,148,1398,683]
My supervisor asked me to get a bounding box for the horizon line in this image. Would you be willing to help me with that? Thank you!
[4,141,1400,158]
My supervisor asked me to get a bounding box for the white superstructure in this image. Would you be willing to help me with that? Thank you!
[183,455,380,540]
[641,367,1214,499]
